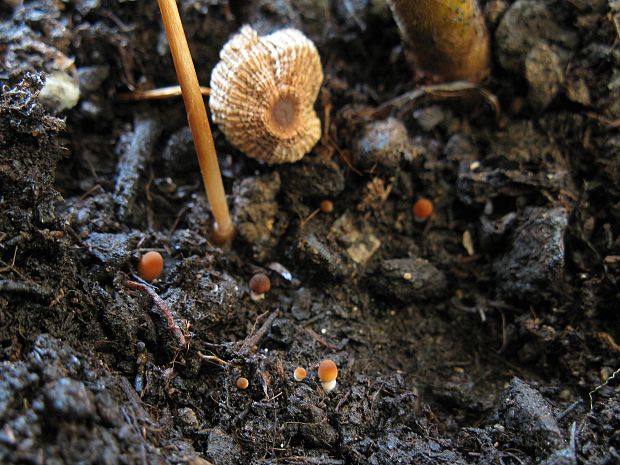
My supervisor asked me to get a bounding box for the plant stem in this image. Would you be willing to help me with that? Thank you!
[387,0,490,83]
[157,0,234,243]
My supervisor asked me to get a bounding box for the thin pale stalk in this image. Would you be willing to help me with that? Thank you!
[157,0,234,242]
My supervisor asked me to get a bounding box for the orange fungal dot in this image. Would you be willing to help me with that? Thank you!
[236,377,249,390]
[293,367,307,382]
[413,198,433,221]
[137,251,164,281]
[320,200,334,213]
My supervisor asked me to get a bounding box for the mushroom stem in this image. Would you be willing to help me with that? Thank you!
[387,0,490,83]
[157,0,234,243]
[321,379,337,393]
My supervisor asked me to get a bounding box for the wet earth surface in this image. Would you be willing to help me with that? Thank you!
[1,1,620,464]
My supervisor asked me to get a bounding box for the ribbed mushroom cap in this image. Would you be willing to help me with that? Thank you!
[209,26,323,164]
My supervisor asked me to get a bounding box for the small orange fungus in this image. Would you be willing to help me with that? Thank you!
[318,359,338,393]
[236,377,249,390]
[137,251,164,281]
[293,367,307,382]
[413,198,433,221]
[320,200,334,213]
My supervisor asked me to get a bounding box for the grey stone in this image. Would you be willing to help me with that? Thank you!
[280,156,345,199]
[413,106,445,131]
[497,378,564,457]
[525,43,564,111]
[267,318,295,346]
[297,230,350,280]
[84,231,140,267]
[330,212,381,266]
[161,126,199,176]
[43,377,97,421]
[206,428,243,465]
[355,117,418,172]
[495,0,578,73]
[368,257,447,302]
[77,65,110,94]
[539,448,577,465]
[233,171,282,262]
[494,207,568,301]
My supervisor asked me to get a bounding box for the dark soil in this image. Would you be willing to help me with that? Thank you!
[1,1,620,464]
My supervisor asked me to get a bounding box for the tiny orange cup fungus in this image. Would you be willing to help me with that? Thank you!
[413,198,433,222]
[137,251,164,281]
[293,367,307,382]
[249,273,271,301]
[318,359,338,393]
[320,200,334,213]
[236,377,249,390]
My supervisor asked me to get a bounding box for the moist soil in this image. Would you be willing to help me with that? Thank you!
[1,1,620,464]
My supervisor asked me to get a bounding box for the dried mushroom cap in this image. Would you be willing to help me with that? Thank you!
[209,26,323,164]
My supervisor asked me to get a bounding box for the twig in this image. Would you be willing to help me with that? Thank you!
[557,400,582,421]
[197,351,240,368]
[256,456,344,464]
[328,135,363,176]
[336,390,351,412]
[0,279,52,302]
[588,366,620,412]
[586,111,620,128]
[167,205,189,239]
[116,85,210,102]
[372,81,500,121]
[240,309,279,350]
[593,331,620,352]
[124,280,186,349]
[299,208,320,231]
[113,115,162,221]
[0,246,19,274]
[304,327,338,350]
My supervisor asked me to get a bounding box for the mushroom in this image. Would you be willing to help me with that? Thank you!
[209,26,323,164]
[249,273,271,301]
[137,251,164,281]
[320,200,334,213]
[236,377,249,390]
[413,198,433,222]
[293,367,307,382]
[317,359,338,393]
